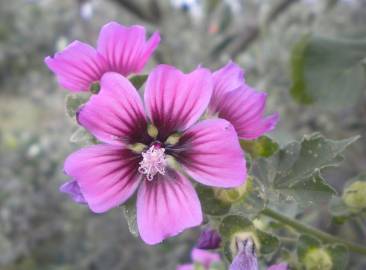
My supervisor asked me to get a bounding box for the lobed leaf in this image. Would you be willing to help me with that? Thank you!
[122,195,139,237]
[65,93,90,119]
[254,133,358,206]
[290,35,366,109]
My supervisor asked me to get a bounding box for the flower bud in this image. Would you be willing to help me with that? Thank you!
[303,248,332,270]
[229,237,258,270]
[230,231,260,258]
[196,228,221,250]
[342,181,366,210]
[214,177,252,204]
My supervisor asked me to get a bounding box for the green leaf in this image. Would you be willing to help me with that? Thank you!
[240,136,279,159]
[69,127,96,146]
[129,74,148,89]
[255,229,280,255]
[122,196,138,237]
[255,133,358,206]
[219,215,254,240]
[278,171,336,206]
[229,177,266,219]
[329,196,353,224]
[327,244,349,270]
[290,35,366,109]
[196,184,231,216]
[65,93,90,118]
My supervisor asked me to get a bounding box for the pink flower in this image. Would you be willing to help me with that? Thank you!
[209,61,279,140]
[230,238,288,270]
[63,65,246,244]
[177,248,221,270]
[45,22,160,92]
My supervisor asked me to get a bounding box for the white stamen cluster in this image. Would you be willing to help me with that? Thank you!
[138,145,167,181]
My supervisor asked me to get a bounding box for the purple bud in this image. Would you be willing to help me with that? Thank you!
[196,228,222,250]
[229,238,258,270]
[59,180,87,204]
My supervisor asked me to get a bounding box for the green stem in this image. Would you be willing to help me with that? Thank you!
[261,207,366,255]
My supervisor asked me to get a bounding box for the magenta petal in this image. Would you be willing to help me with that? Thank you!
[217,86,279,140]
[137,171,203,245]
[144,65,212,139]
[59,180,86,204]
[210,61,245,113]
[178,119,246,188]
[64,144,141,213]
[97,22,160,76]
[191,248,221,268]
[267,263,288,270]
[77,72,147,145]
[45,41,107,92]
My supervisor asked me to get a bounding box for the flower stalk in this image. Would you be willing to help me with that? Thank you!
[261,208,366,255]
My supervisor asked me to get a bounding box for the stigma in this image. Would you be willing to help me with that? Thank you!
[138,144,167,181]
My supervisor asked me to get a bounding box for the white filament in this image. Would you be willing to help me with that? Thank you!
[138,145,167,181]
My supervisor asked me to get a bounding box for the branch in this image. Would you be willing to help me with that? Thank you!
[262,207,366,255]
[111,0,161,24]
[229,0,300,59]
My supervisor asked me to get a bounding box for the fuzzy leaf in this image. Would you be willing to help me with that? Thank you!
[290,35,366,109]
[278,171,336,206]
[122,196,138,237]
[196,184,231,216]
[69,127,96,146]
[255,133,358,206]
[229,177,266,219]
[327,244,349,270]
[65,93,90,118]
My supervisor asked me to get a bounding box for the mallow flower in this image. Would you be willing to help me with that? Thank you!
[230,238,288,270]
[45,22,160,92]
[62,65,246,244]
[209,62,279,140]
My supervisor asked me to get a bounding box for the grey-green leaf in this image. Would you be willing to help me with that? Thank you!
[122,196,139,237]
[70,127,96,146]
[196,185,231,216]
[255,133,358,206]
[290,35,366,109]
[65,93,90,119]
[279,171,336,206]
[327,244,349,270]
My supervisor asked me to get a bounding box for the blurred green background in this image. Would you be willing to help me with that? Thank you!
[0,0,365,269]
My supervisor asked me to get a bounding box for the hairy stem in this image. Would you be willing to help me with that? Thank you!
[261,208,366,255]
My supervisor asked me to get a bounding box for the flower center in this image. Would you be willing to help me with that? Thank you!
[138,144,167,181]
